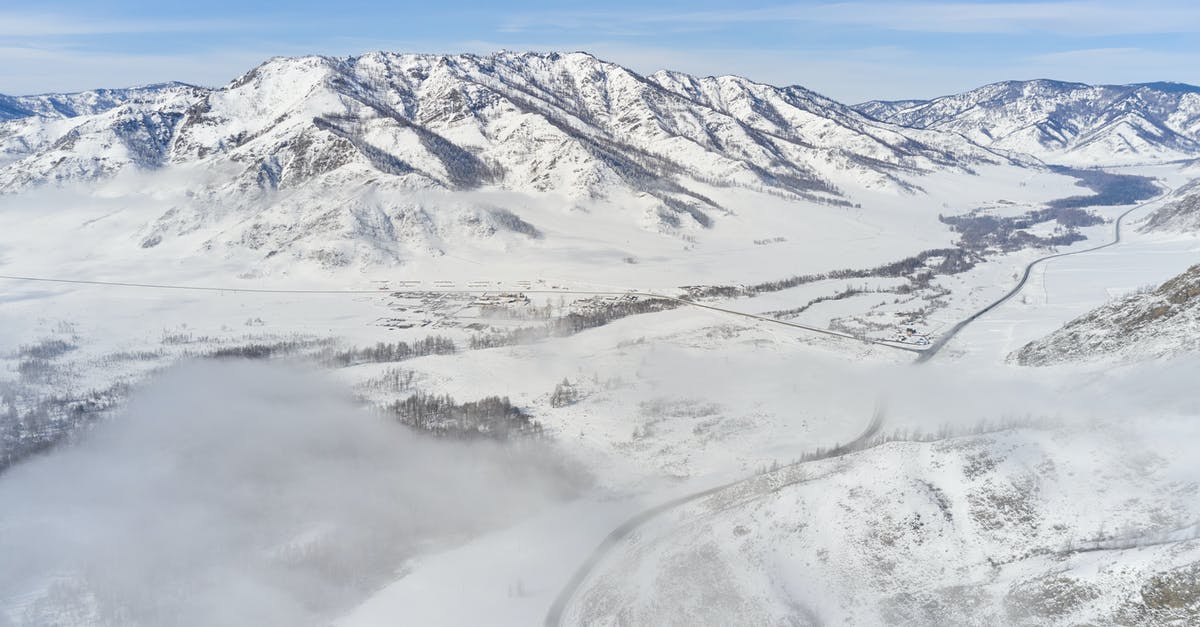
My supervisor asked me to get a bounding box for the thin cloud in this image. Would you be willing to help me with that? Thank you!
[0,45,275,93]
[0,12,247,37]
[1021,47,1200,83]
[502,1,1200,37]
[808,1,1200,35]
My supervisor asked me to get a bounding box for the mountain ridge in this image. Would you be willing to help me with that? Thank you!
[0,50,1032,272]
[855,78,1200,165]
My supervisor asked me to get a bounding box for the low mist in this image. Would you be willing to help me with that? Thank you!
[0,361,584,627]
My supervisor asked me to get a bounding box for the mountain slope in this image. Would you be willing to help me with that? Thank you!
[563,425,1200,625]
[1012,263,1200,365]
[857,80,1200,166]
[1141,179,1200,233]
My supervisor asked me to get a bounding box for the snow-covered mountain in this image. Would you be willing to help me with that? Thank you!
[857,80,1200,166]
[0,52,1011,197]
[0,83,201,121]
[0,52,1029,271]
[1012,263,1200,365]
[6,87,209,169]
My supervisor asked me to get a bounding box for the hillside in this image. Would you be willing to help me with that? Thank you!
[559,424,1200,625]
[1012,263,1200,365]
[1141,179,1200,233]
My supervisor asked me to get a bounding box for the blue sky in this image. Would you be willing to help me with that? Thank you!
[1,0,1198,102]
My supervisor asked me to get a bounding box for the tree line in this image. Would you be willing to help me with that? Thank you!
[321,335,457,367]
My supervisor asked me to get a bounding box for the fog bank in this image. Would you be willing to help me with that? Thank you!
[0,361,583,627]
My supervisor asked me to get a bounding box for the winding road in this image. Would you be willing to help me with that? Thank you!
[916,183,1172,362]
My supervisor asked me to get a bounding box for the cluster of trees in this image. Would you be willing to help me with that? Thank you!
[470,298,681,349]
[939,206,1104,252]
[1,383,128,473]
[323,335,456,367]
[549,379,580,407]
[161,331,216,345]
[193,336,334,361]
[359,367,416,393]
[1047,167,1159,209]
[469,325,552,349]
[686,247,984,302]
[16,358,58,384]
[489,208,542,238]
[13,339,79,384]
[552,298,680,334]
[206,340,310,360]
[387,392,543,440]
[1027,206,1105,228]
[17,339,76,360]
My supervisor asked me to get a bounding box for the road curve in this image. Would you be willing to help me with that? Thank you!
[542,402,887,627]
[916,183,1172,363]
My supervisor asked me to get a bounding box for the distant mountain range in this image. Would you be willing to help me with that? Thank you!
[856,79,1200,166]
[1,52,1198,270]
[0,52,1010,199]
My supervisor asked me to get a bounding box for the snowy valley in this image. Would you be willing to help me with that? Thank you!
[1,51,1200,626]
